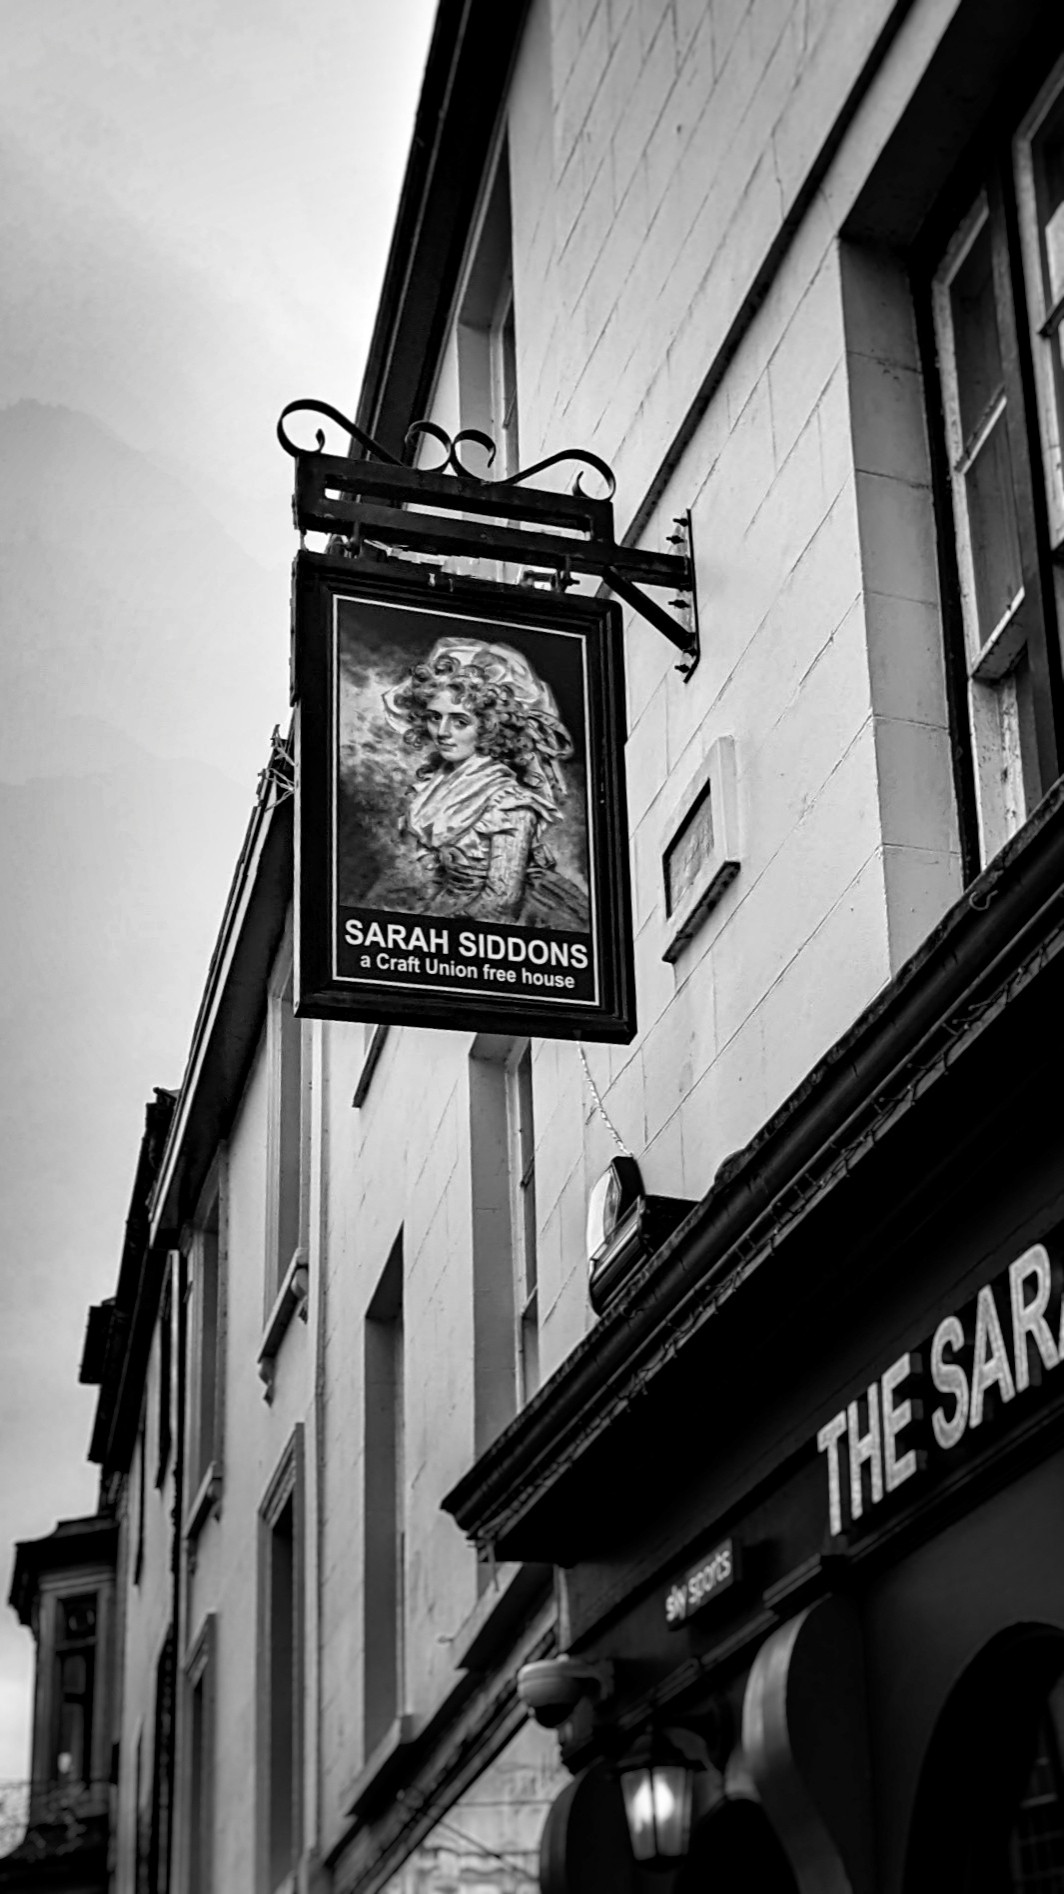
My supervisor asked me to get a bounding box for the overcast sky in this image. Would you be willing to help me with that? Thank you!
[0,0,434,1785]
[0,0,435,570]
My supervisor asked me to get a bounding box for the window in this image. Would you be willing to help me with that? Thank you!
[156,1264,173,1486]
[1017,60,1064,561]
[363,1236,404,1755]
[148,1630,174,1894]
[53,1594,96,1782]
[134,1726,151,1894]
[258,1430,304,1893]
[924,56,1064,867]
[1009,1701,1064,1886]
[468,1039,540,1473]
[457,149,519,476]
[507,1044,540,1404]
[263,933,309,1342]
[133,1414,146,1585]
[183,1617,215,1894]
[906,1625,1064,1892]
[133,1729,144,1890]
[187,1171,224,1526]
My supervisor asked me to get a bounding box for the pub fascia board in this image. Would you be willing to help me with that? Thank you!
[816,1240,1064,1541]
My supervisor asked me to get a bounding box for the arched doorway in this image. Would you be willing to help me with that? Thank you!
[906,1624,1064,1892]
[675,1798,799,1894]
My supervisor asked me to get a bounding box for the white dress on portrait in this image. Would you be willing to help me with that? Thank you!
[369,753,588,926]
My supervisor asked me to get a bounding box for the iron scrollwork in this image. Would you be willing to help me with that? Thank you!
[276,398,404,466]
[276,400,617,501]
[276,398,697,675]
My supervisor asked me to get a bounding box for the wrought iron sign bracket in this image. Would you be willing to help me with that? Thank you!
[277,402,701,680]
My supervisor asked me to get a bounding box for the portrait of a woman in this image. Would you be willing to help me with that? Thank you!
[365,634,590,929]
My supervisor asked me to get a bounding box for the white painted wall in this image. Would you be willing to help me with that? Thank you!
[315,0,966,1860]
[113,1322,176,1893]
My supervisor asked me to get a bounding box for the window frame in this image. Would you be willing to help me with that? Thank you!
[184,1158,226,1535]
[454,141,520,482]
[506,1041,539,1406]
[133,1411,147,1587]
[148,1627,174,1894]
[51,1592,97,1785]
[1015,50,1064,554]
[256,1427,305,1894]
[362,1236,405,1758]
[179,1614,216,1894]
[155,1262,173,1487]
[916,57,1064,871]
[261,926,310,1378]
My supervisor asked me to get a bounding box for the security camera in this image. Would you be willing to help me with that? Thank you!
[516,1657,613,1729]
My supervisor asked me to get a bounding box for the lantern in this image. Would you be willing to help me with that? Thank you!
[619,1728,701,1870]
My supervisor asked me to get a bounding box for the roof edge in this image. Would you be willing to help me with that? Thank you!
[354,0,530,455]
[149,773,292,1242]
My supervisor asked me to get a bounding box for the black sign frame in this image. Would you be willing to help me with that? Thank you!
[293,552,635,1042]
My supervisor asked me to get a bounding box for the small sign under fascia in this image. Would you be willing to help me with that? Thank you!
[662,736,740,963]
[665,1537,740,1627]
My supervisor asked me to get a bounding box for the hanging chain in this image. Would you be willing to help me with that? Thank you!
[578,1043,632,1156]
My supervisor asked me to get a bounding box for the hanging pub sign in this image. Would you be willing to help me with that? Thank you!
[292,553,636,1042]
[278,399,699,1041]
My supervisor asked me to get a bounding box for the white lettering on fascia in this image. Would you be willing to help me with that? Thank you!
[882,1352,921,1492]
[819,1241,1064,1537]
[969,1284,1016,1428]
[817,1411,847,1538]
[847,1382,883,1521]
[1009,1245,1057,1391]
[931,1316,968,1451]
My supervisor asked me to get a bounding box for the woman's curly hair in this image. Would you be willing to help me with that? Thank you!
[390,652,573,782]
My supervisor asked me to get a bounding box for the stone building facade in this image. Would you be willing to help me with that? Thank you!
[6,0,1064,1890]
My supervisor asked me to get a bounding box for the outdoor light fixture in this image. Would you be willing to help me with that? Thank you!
[516,1656,613,1729]
[619,1728,702,1871]
[587,1157,695,1314]
[587,1155,643,1265]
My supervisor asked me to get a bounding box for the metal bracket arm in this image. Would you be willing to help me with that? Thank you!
[602,563,697,665]
[314,495,687,590]
[277,404,701,678]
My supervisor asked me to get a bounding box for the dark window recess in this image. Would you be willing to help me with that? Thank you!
[1008,1710,1064,1889]
[157,1277,172,1485]
[274,979,302,1297]
[134,1418,146,1586]
[189,1671,209,1893]
[363,1236,404,1753]
[268,1497,297,1890]
[509,1044,539,1406]
[186,1621,215,1894]
[191,1197,221,1497]
[258,1435,304,1890]
[148,1630,174,1894]
[54,1595,96,1782]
